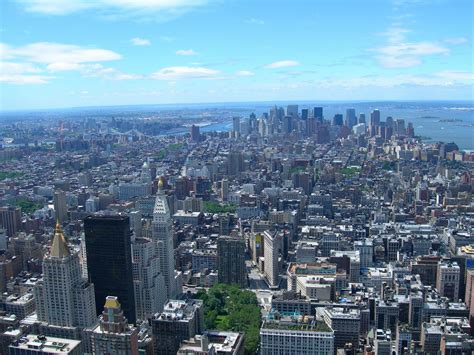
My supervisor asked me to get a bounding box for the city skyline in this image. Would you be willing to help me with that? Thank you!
[1,0,473,110]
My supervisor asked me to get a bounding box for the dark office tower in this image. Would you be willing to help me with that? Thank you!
[313,107,323,122]
[386,116,394,128]
[332,114,343,126]
[282,115,292,134]
[370,109,381,136]
[190,125,200,142]
[217,236,247,288]
[286,104,298,118]
[232,116,240,137]
[0,206,21,238]
[407,122,415,138]
[345,108,357,129]
[301,108,309,120]
[84,215,136,324]
[359,113,366,124]
[307,116,317,136]
[227,151,243,176]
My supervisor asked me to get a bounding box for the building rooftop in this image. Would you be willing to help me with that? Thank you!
[9,334,81,353]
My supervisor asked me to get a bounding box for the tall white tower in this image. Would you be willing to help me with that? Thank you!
[132,237,167,320]
[34,221,97,328]
[152,178,177,298]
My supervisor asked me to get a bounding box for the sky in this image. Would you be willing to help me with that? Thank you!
[0,0,472,110]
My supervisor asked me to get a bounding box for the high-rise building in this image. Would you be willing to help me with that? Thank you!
[0,206,21,238]
[282,115,292,134]
[152,179,178,299]
[84,214,136,324]
[370,109,381,136]
[87,296,139,355]
[345,108,357,129]
[436,261,460,301]
[34,222,97,330]
[263,230,282,288]
[227,151,243,176]
[286,104,298,118]
[217,236,247,287]
[332,114,343,126]
[313,107,323,122]
[221,178,229,201]
[232,116,240,137]
[132,237,167,321]
[151,299,204,355]
[53,189,68,223]
[318,307,361,349]
[190,125,200,142]
[301,108,309,120]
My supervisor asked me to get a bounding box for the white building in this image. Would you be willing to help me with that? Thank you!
[260,314,334,355]
[34,222,97,329]
[132,237,167,321]
[152,179,180,298]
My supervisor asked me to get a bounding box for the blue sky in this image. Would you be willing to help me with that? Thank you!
[0,0,472,110]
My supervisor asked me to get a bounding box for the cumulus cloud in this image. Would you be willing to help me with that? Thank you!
[176,49,198,56]
[131,37,151,46]
[0,41,140,83]
[373,25,450,68]
[151,66,219,80]
[265,60,300,69]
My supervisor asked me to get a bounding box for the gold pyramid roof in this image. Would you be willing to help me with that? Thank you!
[50,220,70,258]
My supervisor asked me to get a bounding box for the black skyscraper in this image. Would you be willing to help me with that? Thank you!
[217,236,247,287]
[84,214,136,323]
[313,107,323,122]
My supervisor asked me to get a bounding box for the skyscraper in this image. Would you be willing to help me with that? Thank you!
[217,236,247,287]
[0,206,21,238]
[84,214,136,324]
[53,189,68,223]
[132,237,167,321]
[345,108,357,129]
[232,116,240,137]
[332,114,343,126]
[190,124,200,142]
[152,179,178,299]
[286,104,298,118]
[34,221,97,331]
[87,296,139,355]
[313,107,323,122]
[263,230,282,288]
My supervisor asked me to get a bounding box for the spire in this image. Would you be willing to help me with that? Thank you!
[50,220,70,258]
[157,176,164,194]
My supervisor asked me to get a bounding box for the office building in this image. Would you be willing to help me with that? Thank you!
[260,312,334,355]
[34,222,97,332]
[177,331,244,355]
[84,214,136,323]
[313,107,323,122]
[151,299,204,355]
[263,230,282,288]
[8,335,82,355]
[87,296,139,355]
[0,207,21,238]
[53,189,68,223]
[345,108,357,129]
[436,261,460,301]
[132,237,167,321]
[190,125,200,142]
[232,116,240,136]
[286,104,298,118]
[152,179,179,299]
[318,307,361,349]
[333,114,343,126]
[217,236,247,287]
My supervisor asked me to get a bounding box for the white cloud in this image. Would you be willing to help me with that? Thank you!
[235,70,254,77]
[16,0,209,15]
[131,37,151,46]
[265,60,300,69]
[151,66,219,80]
[3,42,121,64]
[444,37,468,45]
[246,17,264,25]
[434,71,474,81]
[373,24,450,69]
[0,42,140,83]
[176,49,198,56]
